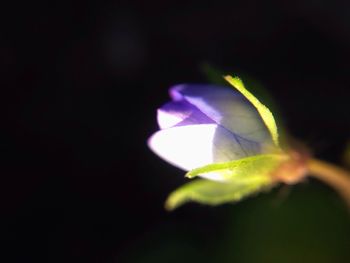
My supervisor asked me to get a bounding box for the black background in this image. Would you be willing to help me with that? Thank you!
[2,1,350,262]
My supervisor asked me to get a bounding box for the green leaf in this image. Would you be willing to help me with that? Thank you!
[166,154,287,210]
[165,176,274,211]
[186,154,286,181]
[200,63,228,86]
[224,75,280,147]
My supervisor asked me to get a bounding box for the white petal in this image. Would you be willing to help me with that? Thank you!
[148,124,215,170]
[157,108,190,129]
[147,124,251,181]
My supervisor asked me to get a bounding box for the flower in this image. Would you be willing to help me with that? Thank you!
[147,84,277,181]
[147,79,350,211]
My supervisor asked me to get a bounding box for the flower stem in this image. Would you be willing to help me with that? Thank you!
[307,158,350,208]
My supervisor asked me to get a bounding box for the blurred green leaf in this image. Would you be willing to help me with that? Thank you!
[165,176,274,211]
[200,63,228,86]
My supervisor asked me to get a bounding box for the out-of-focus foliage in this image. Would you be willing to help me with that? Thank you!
[342,140,350,169]
[121,185,350,263]
[165,176,272,211]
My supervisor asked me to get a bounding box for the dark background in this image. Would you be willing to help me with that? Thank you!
[2,1,350,262]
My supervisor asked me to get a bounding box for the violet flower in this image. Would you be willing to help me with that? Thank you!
[147,78,350,211]
[148,84,277,181]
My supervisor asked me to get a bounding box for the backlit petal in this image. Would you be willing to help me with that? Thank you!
[148,124,261,181]
[157,100,214,129]
[170,84,273,147]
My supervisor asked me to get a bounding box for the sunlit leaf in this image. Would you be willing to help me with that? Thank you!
[185,154,286,181]
[165,176,274,211]
[166,154,287,210]
[224,75,280,147]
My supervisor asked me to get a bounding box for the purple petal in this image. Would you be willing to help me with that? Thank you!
[157,100,214,129]
[169,84,273,146]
